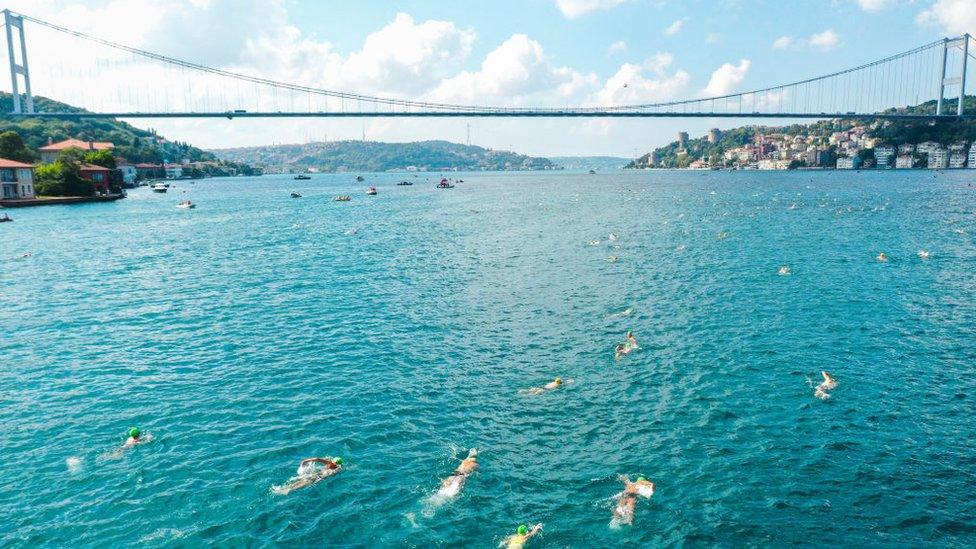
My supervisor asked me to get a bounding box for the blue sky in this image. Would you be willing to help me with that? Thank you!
[3,0,975,156]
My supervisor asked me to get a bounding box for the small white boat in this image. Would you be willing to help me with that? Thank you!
[176,200,195,209]
[151,183,167,193]
[366,186,377,195]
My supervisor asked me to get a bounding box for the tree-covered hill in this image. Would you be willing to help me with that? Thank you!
[0,93,254,174]
[211,140,557,172]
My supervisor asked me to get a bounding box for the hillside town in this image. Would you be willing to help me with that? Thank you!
[633,120,976,170]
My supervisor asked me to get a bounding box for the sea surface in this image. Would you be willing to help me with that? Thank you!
[2,170,975,547]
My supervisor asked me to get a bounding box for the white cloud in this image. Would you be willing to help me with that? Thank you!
[593,53,691,106]
[809,29,841,51]
[857,0,889,11]
[701,59,751,97]
[553,0,629,19]
[665,17,688,36]
[917,0,976,35]
[426,34,594,106]
[607,40,628,55]
[773,36,794,50]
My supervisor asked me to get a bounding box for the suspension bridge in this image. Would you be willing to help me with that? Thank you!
[2,9,975,120]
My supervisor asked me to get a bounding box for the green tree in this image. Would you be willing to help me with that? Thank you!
[0,131,34,162]
[83,149,116,169]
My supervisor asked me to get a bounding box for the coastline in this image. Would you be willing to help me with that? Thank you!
[0,194,125,208]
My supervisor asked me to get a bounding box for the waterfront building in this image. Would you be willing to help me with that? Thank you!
[917,142,941,156]
[895,155,915,169]
[134,163,164,180]
[968,145,976,168]
[164,163,183,179]
[707,128,721,143]
[928,149,949,169]
[874,146,895,168]
[117,165,137,187]
[836,157,860,169]
[80,163,111,195]
[0,158,35,199]
[949,153,967,169]
[898,144,916,155]
[39,138,114,164]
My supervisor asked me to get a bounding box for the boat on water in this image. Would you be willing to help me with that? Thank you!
[294,174,311,180]
[176,200,195,209]
[366,186,377,195]
[588,169,597,174]
[291,192,302,198]
[437,178,454,189]
[334,195,352,202]
[151,183,168,193]
[356,176,365,182]
[397,181,413,186]
[0,213,13,223]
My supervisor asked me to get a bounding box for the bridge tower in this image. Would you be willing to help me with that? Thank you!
[936,34,970,117]
[3,10,34,114]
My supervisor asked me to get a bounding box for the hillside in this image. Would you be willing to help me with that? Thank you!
[210,140,557,172]
[628,96,976,169]
[0,93,256,175]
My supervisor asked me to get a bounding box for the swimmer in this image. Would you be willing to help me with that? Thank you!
[817,371,837,391]
[588,240,601,246]
[716,231,729,240]
[778,266,792,276]
[122,427,152,449]
[612,475,655,526]
[607,255,618,263]
[614,332,638,359]
[523,377,572,395]
[608,232,619,242]
[876,252,889,262]
[436,449,478,499]
[502,523,542,549]
[274,457,343,495]
[918,250,931,260]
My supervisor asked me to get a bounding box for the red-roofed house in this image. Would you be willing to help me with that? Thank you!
[0,158,35,199]
[39,138,114,164]
[79,163,111,195]
[134,163,164,180]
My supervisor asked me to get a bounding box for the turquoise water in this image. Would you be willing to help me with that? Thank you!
[2,170,975,547]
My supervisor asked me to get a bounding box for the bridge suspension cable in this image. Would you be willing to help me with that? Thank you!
[2,9,973,119]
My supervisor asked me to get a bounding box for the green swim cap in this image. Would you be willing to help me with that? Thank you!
[333,457,343,466]
[517,525,528,536]
[637,476,646,482]
[128,427,140,439]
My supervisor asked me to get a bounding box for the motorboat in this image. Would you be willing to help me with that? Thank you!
[291,192,302,198]
[151,182,167,193]
[397,181,413,186]
[333,195,351,202]
[0,213,12,223]
[294,174,311,180]
[176,200,195,209]
[366,186,377,195]
[437,178,454,189]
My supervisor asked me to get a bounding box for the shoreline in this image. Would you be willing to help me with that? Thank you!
[0,194,126,208]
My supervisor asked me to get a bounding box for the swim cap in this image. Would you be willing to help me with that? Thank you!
[555,377,562,384]
[333,457,343,466]
[517,525,528,535]
[129,427,140,439]
[637,476,646,482]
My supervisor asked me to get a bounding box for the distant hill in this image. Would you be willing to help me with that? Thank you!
[549,156,630,170]
[0,93,255,174]
[210,140,557,172]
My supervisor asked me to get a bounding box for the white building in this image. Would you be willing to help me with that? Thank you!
[895,155,914,169]
[164,164,183,179]
[875,146,895,168]
[968,146,976,168]
[118,165,137,187]
[836,157,856,169]
[0,159,35,199]
[950,153,967,169]
[928,149,949,169]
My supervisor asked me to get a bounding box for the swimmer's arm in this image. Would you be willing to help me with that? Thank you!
[527,524,543,538]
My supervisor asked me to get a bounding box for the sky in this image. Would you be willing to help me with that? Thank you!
[2,0,976,157]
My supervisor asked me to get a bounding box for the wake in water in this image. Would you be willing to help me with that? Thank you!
[422,448,478,516]
[66,456,84,473]
[607,307,633,319]
[608,475,655,529]
[271,457,343,495]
